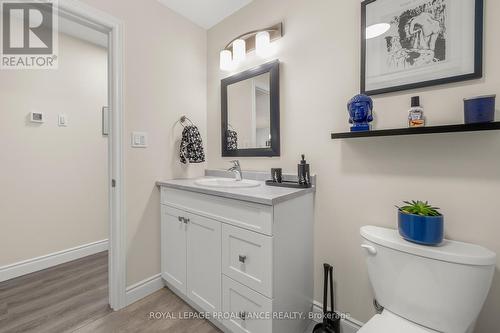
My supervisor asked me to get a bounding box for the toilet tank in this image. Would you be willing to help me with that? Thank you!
[360,226,496,333]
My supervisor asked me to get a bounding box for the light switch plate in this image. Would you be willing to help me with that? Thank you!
[131,132,148,148]
[58,114,68,127]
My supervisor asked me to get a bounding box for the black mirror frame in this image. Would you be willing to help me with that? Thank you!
[221,60,280,157]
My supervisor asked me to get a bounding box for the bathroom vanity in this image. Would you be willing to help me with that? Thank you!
[157,171,314,333]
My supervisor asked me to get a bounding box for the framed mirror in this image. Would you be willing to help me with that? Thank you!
[221,60,280,157]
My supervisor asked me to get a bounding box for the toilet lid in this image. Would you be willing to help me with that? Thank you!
[358,311,436,333]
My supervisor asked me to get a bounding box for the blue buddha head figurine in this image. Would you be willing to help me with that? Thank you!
[347,94,374,132]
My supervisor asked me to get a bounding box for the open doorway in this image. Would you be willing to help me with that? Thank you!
[0,3,124,330]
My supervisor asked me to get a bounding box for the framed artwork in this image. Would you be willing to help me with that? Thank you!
[361,0,483,95]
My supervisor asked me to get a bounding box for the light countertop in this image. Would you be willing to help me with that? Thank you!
[156,176,315,206]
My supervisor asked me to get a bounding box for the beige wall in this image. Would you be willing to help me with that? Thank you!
[80,0,207,286]
[207,0,500,331]
[0,34,108,266]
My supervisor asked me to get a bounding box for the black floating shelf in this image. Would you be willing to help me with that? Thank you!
[331,122,500,139]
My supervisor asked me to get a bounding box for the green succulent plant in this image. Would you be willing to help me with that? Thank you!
[397,200,441,217]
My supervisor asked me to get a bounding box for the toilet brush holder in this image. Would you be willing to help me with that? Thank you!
[313,264,340,333]
[325,265,340,332]
[324,311,340,332]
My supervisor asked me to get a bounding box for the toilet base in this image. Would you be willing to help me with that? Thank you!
[358,310,438,333]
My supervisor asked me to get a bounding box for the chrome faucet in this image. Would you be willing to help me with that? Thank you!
[228,160,242,181]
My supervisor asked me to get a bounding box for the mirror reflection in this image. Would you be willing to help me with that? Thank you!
[227,73,271,150]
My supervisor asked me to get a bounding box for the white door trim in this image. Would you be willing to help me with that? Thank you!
[56,0,126,310]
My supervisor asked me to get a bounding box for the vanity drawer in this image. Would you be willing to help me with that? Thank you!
[161,187,273,236]
[222,275,272,333]
[222,224,273,297]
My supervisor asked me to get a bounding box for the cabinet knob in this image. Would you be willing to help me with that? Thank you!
[238,255,247,263]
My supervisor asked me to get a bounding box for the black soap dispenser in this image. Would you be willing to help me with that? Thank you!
[298,154,310,186]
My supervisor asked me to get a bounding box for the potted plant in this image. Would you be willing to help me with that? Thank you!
[397,200,443,246]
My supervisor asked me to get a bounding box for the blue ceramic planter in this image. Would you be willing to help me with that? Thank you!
[398,210,444,246]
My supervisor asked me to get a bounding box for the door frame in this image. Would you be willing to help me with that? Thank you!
[56,0,126,310]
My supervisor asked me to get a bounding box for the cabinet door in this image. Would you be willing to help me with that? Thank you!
[161,206,187,294]
[186,213,221,313]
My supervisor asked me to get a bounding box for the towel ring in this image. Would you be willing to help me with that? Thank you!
[179,115,194,127]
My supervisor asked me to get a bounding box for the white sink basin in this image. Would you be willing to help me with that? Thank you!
[194,178,260,189]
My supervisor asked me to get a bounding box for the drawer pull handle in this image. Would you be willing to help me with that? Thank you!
[238,255,247,263]
[239,311,247,321]
[178,216,190,224]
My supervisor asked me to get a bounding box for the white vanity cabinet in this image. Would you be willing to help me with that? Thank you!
[161,205,221,313]
[161,206,187,294]
[160,182,314,333]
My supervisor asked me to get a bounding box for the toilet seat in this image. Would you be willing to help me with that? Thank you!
[358,310,437,333]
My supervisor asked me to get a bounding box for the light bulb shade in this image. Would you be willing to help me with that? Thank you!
[255,31,271,57]
[219,50,233,71]
[232,39,246,63]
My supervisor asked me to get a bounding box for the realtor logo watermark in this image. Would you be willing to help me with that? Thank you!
[1,0,58,69]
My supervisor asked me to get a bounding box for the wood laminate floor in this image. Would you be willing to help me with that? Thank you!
[0,251,221,333]
[73,288,221,333]
[0,252,316,333]
[0,251,110,333]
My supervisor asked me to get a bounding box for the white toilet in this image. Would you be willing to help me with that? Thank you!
[359,226,496,333]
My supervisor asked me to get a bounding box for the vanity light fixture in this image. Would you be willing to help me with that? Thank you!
[365,23,390,39]
[255,31,271,57]
[232,39,247,63]
[220,49,234,71]
[219,23,283,71]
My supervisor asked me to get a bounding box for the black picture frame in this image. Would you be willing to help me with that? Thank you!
[361,0,484,96]
[221,60,280,157]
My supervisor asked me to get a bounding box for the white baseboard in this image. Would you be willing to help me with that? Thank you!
[126,274,164,306]
[312,300,363,333]
[0,239,109,283]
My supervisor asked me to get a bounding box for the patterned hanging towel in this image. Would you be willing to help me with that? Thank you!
[180,125,205,164]
[226,129,238,151]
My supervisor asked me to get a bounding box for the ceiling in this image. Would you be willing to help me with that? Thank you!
[157,0,253,29]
